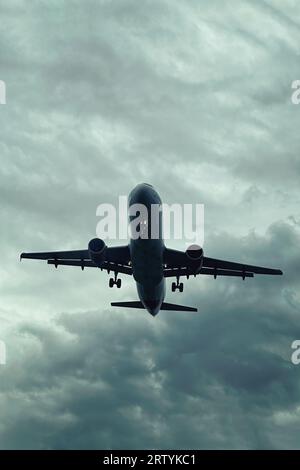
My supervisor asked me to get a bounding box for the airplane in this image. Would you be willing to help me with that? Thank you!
[20,183,283,316]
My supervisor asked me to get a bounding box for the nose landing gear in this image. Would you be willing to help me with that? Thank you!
[109,272,121,288]
[171,276,184,293]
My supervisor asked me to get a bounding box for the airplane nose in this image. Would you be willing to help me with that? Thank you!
[129,183,161,208]
[131,185,149,205]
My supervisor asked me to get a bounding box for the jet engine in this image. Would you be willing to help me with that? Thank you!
[186,244,204,273]
[88,238,107,266]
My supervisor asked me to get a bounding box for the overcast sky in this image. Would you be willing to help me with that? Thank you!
[0,0,300,449]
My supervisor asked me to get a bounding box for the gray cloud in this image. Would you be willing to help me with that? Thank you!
[1,222,300,449]
[0,0,300,449]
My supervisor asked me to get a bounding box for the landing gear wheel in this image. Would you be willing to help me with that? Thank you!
[117,278,122,289]
[109,278,114,288]
[179,282,184,293]
[171,282,176,292]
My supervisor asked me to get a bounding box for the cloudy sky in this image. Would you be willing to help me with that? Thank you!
[0,0,300,449]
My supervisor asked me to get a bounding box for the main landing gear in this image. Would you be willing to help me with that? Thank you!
[172,276,184,293]
[109,272,121,288]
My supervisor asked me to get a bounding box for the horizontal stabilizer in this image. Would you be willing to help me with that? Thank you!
[161,302,197,312]
[111,301,197,312]
[111,301,144,309]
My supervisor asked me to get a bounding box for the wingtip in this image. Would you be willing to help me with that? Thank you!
[274,269,283,275]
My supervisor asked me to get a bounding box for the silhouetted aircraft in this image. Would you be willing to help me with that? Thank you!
[21,183,283,315]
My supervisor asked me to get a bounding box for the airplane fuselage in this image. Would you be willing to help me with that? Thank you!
[129,183,165,316]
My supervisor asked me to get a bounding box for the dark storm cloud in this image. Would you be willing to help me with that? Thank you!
[0,0,300,450]
[1,221,300,450]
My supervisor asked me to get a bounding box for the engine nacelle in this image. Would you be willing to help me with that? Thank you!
[186,244,204,273]
[88,238,107,266]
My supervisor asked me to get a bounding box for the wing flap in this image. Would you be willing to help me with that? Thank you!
[48,259,132,275]
[164,267,254,278]
[203,256,283,275]
[21,250,89,261]
[163,247,283,276]
[21,245,132,275]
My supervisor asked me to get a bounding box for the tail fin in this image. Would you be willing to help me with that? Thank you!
[111,301,197,312]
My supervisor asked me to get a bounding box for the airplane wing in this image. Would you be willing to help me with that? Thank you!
[202,256,283,276]
[163,248,283,279]
[20,245,132,275]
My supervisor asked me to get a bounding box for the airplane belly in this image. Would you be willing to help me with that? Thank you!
[130,239,164,285]
[130,239,165,315]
